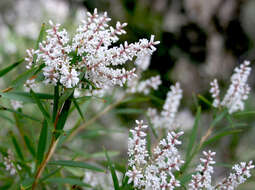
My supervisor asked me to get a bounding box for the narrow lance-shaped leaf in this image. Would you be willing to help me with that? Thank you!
[10,132,24,161]
[55,98,72,139]
[11,67,37,88]
[198,94,212,107]
[0,91,53,103]
[52,84,59,122]
[203,129,242,147]
[33,23,46,64]
[24,135,36,158]
[114,108,144,114]
[73,99,84,121]
[210,109,229,128]
[48,160,104,172]
[0,59,24,77]
[11,63,45,88]
[30,90,51,121]
[35,23,46,50]
[0,105,40,122]
[186,106,201,159]
[105,149,120,190]
[58,89,74,108]
[37,120,48,165]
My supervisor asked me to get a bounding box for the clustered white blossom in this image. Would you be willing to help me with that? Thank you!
[10,100,23,110]
[3,150,21,175]
[126,120,254,190]
[147,82,182,129]
[128,75,162,95]
[215,161,254,189]
[189,152,254,190]
[210,61,252,113]
[127,54,162,95]
[24,77,38,92]
[24,9,159,91]
[189,150,216,189]
[126,120,184,189]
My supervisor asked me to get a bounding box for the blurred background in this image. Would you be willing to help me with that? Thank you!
[1,0,255,188]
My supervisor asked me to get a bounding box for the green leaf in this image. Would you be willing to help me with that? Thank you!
[210,109,228,128]
[0,59,24,77]
[197,94,212,107]
[233,111,255,117]
[0,113,14,124]
[105,149,120,190]
[20,178,34,190]
[46,178,91,187]
[55,96,73,138]
[52,84,59,122]
[186,106,201,159]
[24,135,36,158]
[73,99,84,120]
[58,89,74,108]
[35,23,46,50]
[73,96,92,101]
[37,120,48,165]
[48,160,104,172]
[0,105,40,121]
[11,63,45,88]
[114,108,143,114]
[120,96,150,104]
[11,67,36,88]
[203,129,242,147]
[0,91,53,103]
[30,90,50,120]
[10,133,24,161]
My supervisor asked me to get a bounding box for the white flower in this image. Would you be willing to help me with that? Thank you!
[135,54,151,71]
[210,60,251,113]
[210,79,220,108]
[3,150,21,176]
[25,9,159,90]
[126,120,184,189]
[128,75,161,95]
[125,121,254,190]
[24,78,37,92]
[215,161,254,190]
[11,100,23,110]
[147,82,182,130]
[188,150,216,190]
[60,68,79,88]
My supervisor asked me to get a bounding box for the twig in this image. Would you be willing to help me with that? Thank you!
[67,95,126,142]
[32,138,58,190]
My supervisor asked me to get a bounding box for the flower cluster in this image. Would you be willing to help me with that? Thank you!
[24,9,159,90]
[3,150,21,175]
[210,61,252,113]
[189,151,216,189]
[215,161,254,189]
[126,121,254,190]
[147,82,182,129]
[127,54,162,95]
[126,120,184,189]
[10,100,23,110]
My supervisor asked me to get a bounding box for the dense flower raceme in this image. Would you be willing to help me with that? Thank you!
[126,120,254,190]
[147,82,182,130]
[24,9,159,91]
[210,61,252,113]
